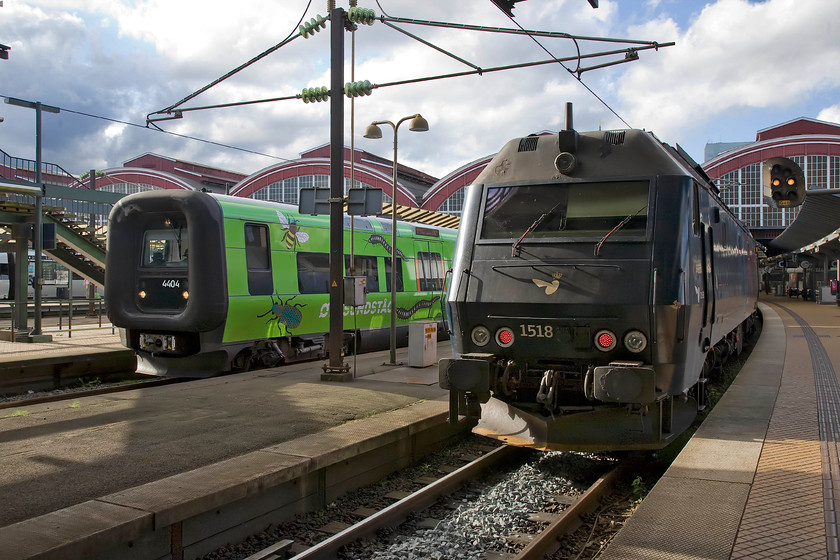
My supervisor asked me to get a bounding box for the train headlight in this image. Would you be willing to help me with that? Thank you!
[594,330,617,352]
[138,290,147,299]
[623,330,647,353]
[496,327,515,348]
[471,326,491,347]
[182,290,190,300]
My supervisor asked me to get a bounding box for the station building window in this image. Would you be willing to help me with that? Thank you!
[742,164,761,205]
[438,186,465,216]
[807,155,827,189]
[100,182,161,195]
[765,206,784,227]
[251,175,377,204]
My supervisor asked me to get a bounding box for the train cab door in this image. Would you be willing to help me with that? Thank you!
[412,238,447,323]
[696,185,715,351]
[413,239,446,293]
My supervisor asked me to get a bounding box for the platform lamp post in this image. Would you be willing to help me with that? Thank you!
[4,97,60,339]
[363,114,429,365]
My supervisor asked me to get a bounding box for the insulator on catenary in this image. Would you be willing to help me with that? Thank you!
[344,80,374,98]
[299,14,327,38]
[347,7,376,25]
[301,86,329,103]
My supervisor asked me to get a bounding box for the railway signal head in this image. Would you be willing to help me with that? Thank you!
[763,157,805,207]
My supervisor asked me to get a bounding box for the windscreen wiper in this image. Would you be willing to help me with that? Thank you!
[594,205,647,257]
[511,213,548,257]
[510,197,568,257]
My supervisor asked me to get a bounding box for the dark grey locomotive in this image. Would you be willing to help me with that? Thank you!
[440,107,758,451]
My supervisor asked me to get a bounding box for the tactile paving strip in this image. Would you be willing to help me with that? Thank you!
[732,307,836,559]
[788,308,840,559]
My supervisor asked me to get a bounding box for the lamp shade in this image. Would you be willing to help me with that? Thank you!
[363,123,383,139]
[409,114,429,132]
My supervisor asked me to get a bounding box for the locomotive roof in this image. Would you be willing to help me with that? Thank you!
[474,128,717,189]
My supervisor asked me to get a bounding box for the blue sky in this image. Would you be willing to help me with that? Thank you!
[1,0,838,179]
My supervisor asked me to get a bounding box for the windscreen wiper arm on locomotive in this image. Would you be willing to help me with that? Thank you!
[511,198,567,257]
[511,213,548,257]
[594,205,647,257]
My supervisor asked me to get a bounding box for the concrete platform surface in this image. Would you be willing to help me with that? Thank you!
[0,340,453,529]
[602,295,840,560]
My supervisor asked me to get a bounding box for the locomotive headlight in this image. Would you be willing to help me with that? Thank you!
[496,327,515,348]
[471,326,491,347]
[623,330,648,353]
[182,290,190,300]
[594,329,617,352]
[138,290,147,299]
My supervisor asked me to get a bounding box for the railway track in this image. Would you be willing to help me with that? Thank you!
[229,443,624,560]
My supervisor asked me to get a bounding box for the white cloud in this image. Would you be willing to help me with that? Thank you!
[817,104,840,125]
[617,0,840,148]
[1,0,839,181]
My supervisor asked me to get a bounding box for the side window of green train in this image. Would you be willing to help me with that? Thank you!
[245,223,272,295]
[345,255,379,293]
[385,257,404,293]
[417,251,443,291]
[297,252,330,294]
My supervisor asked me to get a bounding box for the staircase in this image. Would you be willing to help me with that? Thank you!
[44,212,106,288]
[0,199,107,287]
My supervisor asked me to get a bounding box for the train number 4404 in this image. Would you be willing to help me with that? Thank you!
[519,324,553,338]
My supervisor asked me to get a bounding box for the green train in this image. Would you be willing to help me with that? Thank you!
[105,190,456,376]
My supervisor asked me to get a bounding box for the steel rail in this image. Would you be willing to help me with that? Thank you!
[287,444,519,560]
[514,464,623,560]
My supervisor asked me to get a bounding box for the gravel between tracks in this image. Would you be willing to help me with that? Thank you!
[346,451,614,560]
[202,436,615,560]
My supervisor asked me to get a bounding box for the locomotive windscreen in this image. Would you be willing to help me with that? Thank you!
[481,181,649,240]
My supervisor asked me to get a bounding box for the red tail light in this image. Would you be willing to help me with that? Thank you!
[496,327,514,348]
[595,330,617,352]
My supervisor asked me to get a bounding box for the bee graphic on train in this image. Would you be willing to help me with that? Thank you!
[277,211,309,250]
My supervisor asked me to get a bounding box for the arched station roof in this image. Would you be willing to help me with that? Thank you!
[229,158,418,205]
[97,168,197,191]
[422,155,493,211]
[704,118,840,177]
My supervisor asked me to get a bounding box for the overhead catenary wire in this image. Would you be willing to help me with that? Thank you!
[32,104,293,162]
[146,1,672,131]
[148,0,314,120]
[488,0,632,128]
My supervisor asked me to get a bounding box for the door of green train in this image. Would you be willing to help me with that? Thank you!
[411,239,448,324]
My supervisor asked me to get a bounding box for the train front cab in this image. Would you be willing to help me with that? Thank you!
[106,190,229,376]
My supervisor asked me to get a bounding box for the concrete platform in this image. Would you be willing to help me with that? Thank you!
[0,326,135,393]
[0,338,463,560]
[601,295,840,560]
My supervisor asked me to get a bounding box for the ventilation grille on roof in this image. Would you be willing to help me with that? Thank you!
[518,136,539,152]
[604,131,626,145]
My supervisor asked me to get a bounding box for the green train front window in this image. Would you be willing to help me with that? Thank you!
[481,181,649,240]
[142,227,188,267]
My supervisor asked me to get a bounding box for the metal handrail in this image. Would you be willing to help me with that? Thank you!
[0,298,115,339]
